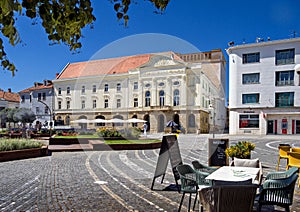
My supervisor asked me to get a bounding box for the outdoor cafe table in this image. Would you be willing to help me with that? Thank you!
[205,166,260,184]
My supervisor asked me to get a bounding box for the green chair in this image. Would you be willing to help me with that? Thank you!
[192,160,218,174]
[257,172,298,212]
[265,166,298,180]
[192,161,217,186]
[176,164,199,212]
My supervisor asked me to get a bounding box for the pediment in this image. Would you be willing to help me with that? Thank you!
[139,54,185,69]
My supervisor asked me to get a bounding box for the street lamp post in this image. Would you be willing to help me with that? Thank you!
[208,97,224,138]
[38,100,53,137]
[209,103,216,138]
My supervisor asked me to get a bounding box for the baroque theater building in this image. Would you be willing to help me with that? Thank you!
[53,50,226,134]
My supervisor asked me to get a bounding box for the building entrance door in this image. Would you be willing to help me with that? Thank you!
[296,120,300,134]
[267,120,274,134]
[158,114,165,133]
[282,119,287,134]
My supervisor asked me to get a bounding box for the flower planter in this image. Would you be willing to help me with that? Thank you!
[91,141,162,151]
[49,137,98,145]
[0,146,48,162]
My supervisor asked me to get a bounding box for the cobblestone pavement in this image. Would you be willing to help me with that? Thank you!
[0,134,299,211]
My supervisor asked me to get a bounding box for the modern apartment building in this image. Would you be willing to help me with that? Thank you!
[53,50,226,134]
[19,80,54,128]
[227,38,300,135]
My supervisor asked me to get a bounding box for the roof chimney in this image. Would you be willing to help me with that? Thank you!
[8,88,11,93]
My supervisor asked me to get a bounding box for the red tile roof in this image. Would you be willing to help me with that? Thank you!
[56,52,183,79]
[0,90,20,103]
[19,82,53,93]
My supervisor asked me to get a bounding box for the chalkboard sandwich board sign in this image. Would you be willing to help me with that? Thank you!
[208,138,229,167]
[151,134,183,192]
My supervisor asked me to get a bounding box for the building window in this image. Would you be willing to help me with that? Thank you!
[159,90,165,106]
[276,48,294,65]
[276,70,294,86]
[159,82,165,87]
[133,82,138,90]
[58,101,62,109]
[134,98,138,107]
[36,107,40,114]
[81,100,85,109]
[67,86,70,95]
[242,93,260,104]
[275,92,294,107]
[239,114,259,128]
[66,100,70,109]
[21,96,25,103]
[242,73,260,84]
[145,91,151,107]
[92,85,97,93]
[38,93,41,101]
[104,84,109,92]
[104,99,108,108]
[173,81,180,86]
[116,83,121,92]
[173,89,180,106]
[242,52,260,64]
[116,99,121,108]
[58,88,62,95]
[81,86,85,94]
[42,92,46,100]
[44,106,48,114]
[92,100,97,108]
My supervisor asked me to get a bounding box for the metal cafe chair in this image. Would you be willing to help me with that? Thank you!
[277,145,291,171]
[265,166,298,180]
[191,160,218,186]
[257,172,298,212]
[176,164,199,212]
[287,152,300,186]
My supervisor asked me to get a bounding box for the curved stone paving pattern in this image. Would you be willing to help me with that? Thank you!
[0,134,299,211]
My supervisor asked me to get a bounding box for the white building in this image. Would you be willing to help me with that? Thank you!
[227,38,300,135]
[53,51,226,134]
[19,80,54,129]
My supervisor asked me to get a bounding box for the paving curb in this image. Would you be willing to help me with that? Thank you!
[0,146,49,162]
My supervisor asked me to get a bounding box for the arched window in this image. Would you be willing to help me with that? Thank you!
[113,115,124,126]
[174,89,180,106]
[188,114,196,127]
[65,115,70,125]
[132,114,138,127]
[145,91,151,107]
[95,115,105,127]
[78,115,87,129]
[66,86,70,95]
[159,90,165,106]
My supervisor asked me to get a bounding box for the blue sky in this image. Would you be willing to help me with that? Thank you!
[1,0,300,99]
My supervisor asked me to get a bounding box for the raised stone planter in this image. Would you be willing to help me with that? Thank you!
[90,140,162,151]
[0,146,49,162]
[49,137,99,145]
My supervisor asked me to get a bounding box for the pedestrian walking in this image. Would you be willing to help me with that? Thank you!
[143,123,148,136]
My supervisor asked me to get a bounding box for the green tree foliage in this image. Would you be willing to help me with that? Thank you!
[0,0,171,76]
[0,108,18,123]
[0,107,36,125]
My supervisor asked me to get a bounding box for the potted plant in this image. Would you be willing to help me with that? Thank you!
[225,141,255,159]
